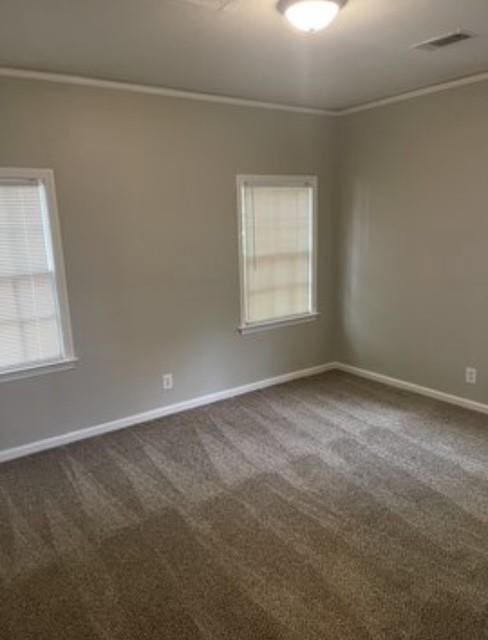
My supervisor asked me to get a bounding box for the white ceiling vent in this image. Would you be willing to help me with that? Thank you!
[177,0,236,10]
[412,30,475,52]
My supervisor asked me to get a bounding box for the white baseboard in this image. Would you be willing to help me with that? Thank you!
[335,363,488,415]
[0,362,336,463]
[3,360,487,464]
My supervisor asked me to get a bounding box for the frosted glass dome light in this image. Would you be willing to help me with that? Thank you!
[278,0,346,33]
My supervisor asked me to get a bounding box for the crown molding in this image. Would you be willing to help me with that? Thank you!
[340,70,488,115]
[1,66,488,117]
[0,67,335,117]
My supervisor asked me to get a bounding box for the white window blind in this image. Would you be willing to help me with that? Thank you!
[238,175,317,331]
[0,169,74,378]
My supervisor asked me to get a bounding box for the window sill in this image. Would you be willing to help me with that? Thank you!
[0,357,78,383]
[238,312,320,335]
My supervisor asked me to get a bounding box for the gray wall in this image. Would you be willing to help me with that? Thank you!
[3,73,488,453]
[337,80,488,402]
[0,77,337,451]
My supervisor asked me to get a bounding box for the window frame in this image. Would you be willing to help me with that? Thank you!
[236,174,319,334]
[0,167,76,382]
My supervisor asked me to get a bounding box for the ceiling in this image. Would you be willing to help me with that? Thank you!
[1,0,488,111]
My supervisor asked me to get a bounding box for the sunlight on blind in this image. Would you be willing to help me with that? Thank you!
[241,182,314,324]
[0,180,64,371]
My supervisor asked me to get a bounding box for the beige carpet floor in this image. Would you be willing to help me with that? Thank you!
[1,371,488,639]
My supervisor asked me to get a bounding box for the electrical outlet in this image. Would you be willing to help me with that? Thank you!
[163,373,173,390]
[465,367,477,384]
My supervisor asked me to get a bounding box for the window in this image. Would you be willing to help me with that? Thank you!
[0,168,75,380]
[237,175,318,333]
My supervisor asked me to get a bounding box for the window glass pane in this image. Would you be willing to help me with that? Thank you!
[0,321,23,369]
[21,317,62,363]
[241,180,314,325]
[0,177,67,372]
[0,184,50,276]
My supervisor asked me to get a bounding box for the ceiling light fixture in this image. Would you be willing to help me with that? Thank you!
[277,0,346,33]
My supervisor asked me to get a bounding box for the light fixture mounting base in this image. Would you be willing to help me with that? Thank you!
[277,0,348,14]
